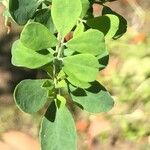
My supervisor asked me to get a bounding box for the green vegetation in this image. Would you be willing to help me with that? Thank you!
[4,0,148,149]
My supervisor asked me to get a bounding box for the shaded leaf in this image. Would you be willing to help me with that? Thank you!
[102,6,127,39]
[9,0,40,25]
[97,49,109,70]
[86,14,120,39]
[70,81,114,113]
[40,101,77,150]
[34,8,56,33]
[14,79,48,114]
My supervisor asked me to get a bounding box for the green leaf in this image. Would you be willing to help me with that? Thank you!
[63,54,99,87]
[57,95,66,107]
[85,1,94,19]
[97,50,109,70]
[66,29,106,55]
[42,80,55,99]
[64,48,75,56]
[56,80,67,88]
[20,22,57,51]
[14,79,48,114]
[34,9,49,25]
[44,0,52,3]
[40,101,77,150]
[9,0,40,25]
[34,8,56,33]
[42,80,54,90]
[80,0,90,18]
[11,40,53,69]
[67,75,91,89]
[102,6,127,39]
[51,0,82,37]
[57,69,90,89]
[86,14,120,39]
[73,22,84,37]
[69,81,114,113]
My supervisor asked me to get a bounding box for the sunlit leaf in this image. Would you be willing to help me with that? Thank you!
[66,29,106,55]
[20,22,57,51]
[63,54,99,87]
[51,0,82,36]
[11,40,53,69]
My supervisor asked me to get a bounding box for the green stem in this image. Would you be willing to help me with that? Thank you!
[56,35,64,59]
[53,33,64,89]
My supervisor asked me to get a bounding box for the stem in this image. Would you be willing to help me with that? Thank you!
[56,34,64,59]
[57,41,64,59]
[53,33,64,89]
[53,63,57,86]
[55,33,62,54]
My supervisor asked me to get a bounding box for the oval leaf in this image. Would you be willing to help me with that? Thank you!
[102,6,127,39]
[97,50,109,70]
[9,0,40,25]
[51,0,82,37]
[14,79,49,114]
[66,29,106,55]
[73,22,84,37]
[34,9,56,33]
[70,81,114,113]
[80,0,90,18]
[63,54,99,86]
[40,101,77,150]
[11,40,53,69]
[67,75,91,89]
[86,14,120,39]
[20,22,58,51]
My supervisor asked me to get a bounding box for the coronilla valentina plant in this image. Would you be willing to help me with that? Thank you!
[1,0,127,149]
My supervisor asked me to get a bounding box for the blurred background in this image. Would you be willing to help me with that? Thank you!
[0,0,150,150]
